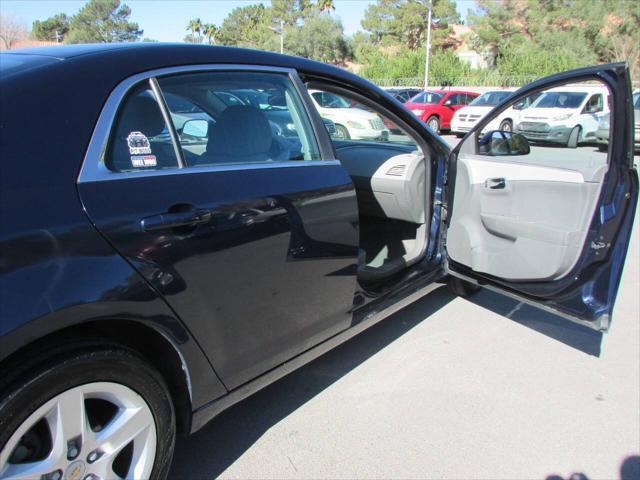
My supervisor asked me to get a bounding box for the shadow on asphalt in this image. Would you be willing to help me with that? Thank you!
[169,285,456,478]
[468,289,603,357]
[170,284,606,477]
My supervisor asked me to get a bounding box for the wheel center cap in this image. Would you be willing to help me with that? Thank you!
[64,460,86,480]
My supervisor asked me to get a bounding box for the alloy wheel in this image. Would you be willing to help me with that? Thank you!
[0,382,156,480]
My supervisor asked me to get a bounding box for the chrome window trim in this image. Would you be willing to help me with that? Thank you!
[77,64,335,184]
[149,76,186,168]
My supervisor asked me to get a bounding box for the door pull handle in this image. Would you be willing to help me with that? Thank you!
[485,177,506,189]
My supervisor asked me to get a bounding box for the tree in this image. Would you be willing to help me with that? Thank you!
[361,0,460,51]
[32,14,70,42]
[203,23,218,45]
[287,12,352,64]
[186,18,203,43]
[65,0,142,43]
[218,4,273,48]
[316,0,335,14]
[467,0,638,79]
[271,0,313,26]
[0,14,28,50]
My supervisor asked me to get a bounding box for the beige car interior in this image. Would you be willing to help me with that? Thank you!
[446,82,610,281]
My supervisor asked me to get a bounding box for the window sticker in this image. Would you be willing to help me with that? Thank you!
[131,155,157,168]
[127,131,152,155]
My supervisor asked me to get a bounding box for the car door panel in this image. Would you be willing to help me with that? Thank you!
[80,164,359,390]
[447,156,603,280]
[445,63,638,331]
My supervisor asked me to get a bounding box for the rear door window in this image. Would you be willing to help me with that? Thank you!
[105,84,179,172]
[157,71,321,167]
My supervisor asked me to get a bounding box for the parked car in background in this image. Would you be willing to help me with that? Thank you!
[404,89,479,132]
[596,90,640,152]
[515,84,609,148]
[450,89,515,136]
[309,89,389,141]
[0,44,636,480]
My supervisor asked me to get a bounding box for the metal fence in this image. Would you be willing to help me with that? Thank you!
[370,75,540,88]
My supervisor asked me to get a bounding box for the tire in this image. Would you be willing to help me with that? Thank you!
[426,115,440,133]
[0,345,175,480]
[567,126,581,148]
[447,276,481,297]
[597,143,607,152]
[334,124,350,140]
[454,132,465,138]
[499,119,513,132]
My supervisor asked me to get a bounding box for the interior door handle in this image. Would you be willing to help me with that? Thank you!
[485,177,506,189]
[141,208,212,232]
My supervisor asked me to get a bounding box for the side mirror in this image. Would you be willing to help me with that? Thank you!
[478,131,530,156]
[182,119,208,138]
[585,104,602,114]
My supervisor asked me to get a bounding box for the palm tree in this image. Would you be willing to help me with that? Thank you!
[317,0,335,14]
[203,23,218,45]
[186,18,203,43]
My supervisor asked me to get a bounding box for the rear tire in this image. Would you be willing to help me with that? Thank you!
[335,125,350,140]
[0,345,175,480]
[597,143,608,152]
[426,116,440,133]
[448,276,481,297]
[567,126,581,148]
[454,132,465,138]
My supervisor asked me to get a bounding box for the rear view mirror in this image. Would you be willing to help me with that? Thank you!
[478,131,530,156]
[182,119,208,138]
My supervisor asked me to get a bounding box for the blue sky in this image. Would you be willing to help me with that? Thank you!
[2,0,474,41]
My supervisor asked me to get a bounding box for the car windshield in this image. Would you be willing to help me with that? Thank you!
[312,91,351,108]
[409,91,444,104]
[634,92,640,109]
[470,91,513,107]
[530,91,587,109]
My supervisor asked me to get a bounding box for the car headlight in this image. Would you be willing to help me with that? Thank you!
[412,109,424,116]
[552,113,573,121]
[347,120,366,129]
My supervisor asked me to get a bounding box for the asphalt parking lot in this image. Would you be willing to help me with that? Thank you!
[170,135,640,480]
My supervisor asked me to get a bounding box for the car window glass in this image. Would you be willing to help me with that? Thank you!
[585,94,603,113]
[531,91,587,109]
[105,83,179,172]
[310,88,418,148]
[410,91,443,104]
[157,71,321,167]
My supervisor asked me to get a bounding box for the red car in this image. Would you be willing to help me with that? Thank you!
[404,90,479,133]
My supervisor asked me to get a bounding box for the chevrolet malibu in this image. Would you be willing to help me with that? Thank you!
[0,44,637,480]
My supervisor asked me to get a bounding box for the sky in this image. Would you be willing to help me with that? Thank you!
[2,0,475,42]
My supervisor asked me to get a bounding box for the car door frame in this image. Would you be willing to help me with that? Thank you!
[443,62,638,332]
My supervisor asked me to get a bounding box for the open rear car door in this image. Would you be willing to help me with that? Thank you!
[444,63,638,331]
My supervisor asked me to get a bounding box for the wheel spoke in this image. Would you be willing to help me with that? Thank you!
[0,458,59,480]
[48,387,90,456]
[95,406,153,457]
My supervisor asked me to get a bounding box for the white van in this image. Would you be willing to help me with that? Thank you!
[515,85,609,148]
[309,89,389,141]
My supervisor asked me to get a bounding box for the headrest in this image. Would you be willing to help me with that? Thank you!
[116,95,167,139]
[207,106,273,157]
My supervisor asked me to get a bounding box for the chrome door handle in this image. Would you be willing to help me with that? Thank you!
[485,177,506,189]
